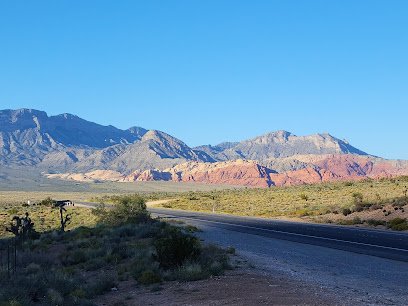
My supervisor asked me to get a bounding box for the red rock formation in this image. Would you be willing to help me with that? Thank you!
[46,155,408,188]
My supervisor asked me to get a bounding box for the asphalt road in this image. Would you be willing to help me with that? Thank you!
[75,201,408,262]
[149,207,408,262]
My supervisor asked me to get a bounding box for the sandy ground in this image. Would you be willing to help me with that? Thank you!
[146,199,172,207]
[93,265,336,306]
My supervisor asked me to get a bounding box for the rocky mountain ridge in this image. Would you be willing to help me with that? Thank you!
[2,108,408,187]
[46,155,408,187]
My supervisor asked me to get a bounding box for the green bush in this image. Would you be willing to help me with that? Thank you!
[93,195,150,226]
[342,208,352,216]
[366,219,386,226]
[130,254,158,280]
[352,217,362,224]
[154,228,201,269]
[38,197,55,207]
[198,244,230,272]
[387,218,408,231]
[352,192,364,205]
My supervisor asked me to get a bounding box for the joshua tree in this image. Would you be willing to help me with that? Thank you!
[6,213,35,239]
[54,202,71,232]
[6,216,22,237]
[21,213,35,237]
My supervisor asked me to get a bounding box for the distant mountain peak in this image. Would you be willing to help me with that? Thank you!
[54,113,79,120]
[0,108,373,176]
[127,126,148,138]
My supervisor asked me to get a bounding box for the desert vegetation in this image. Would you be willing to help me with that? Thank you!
[0,195,231,305]
[156,176,408,231]
[0,201,96,238]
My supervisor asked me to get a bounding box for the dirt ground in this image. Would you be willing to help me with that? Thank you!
[93,267,336,306]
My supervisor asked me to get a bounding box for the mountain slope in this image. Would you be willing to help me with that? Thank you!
[0,109,211,171]
[0,108,142,166]
[195,130,368,162]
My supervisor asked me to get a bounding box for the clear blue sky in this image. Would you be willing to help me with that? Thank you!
[1,1,407,159]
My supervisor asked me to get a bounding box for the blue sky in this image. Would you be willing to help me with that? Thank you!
[0,1,407,159]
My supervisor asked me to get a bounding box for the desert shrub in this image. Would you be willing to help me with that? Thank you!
[85,274,116,297]
[353,201,375,212]
[337,217,363,225]
[369,203,383,210]
[342,208,352,216]
[293,209,310,217]
[7,208,19,215]
[352,217,362,224]
[129,250,158,279]
[300,193,309,201]
[93,195,150,226]
[61,249,89,266]
[38,197,55,207]
[0,269,82,305]
[366,219,386,226]
[391,197,408,208]
[173,263,205,281]
[167,244,230,281]
[83,257,107,271]
[183,225,200,233]
[198,244,230,273]
[387,218,408,231]
[154,228,201,269]
[71,226,94,239]
[226,246,236,255]
[352,192,363,205]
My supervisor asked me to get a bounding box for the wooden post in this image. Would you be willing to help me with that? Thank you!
[7,244,10,278]
[60,207,64,232]
[14,238,17,273]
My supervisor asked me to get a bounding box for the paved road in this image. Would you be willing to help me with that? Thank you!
[75,202,408,262]
[149,207,408,262]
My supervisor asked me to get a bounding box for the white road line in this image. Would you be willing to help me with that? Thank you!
[155,212,408,253]
[150,208,408,237]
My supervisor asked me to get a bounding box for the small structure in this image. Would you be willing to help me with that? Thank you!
[55,200,74,207]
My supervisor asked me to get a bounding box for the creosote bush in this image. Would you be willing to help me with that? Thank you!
[154,227,201,269]
[92,194,150,226]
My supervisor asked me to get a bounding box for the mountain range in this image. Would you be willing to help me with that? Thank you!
[1,108,408,187]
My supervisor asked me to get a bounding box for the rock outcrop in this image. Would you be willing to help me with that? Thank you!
[46,156,408,188]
